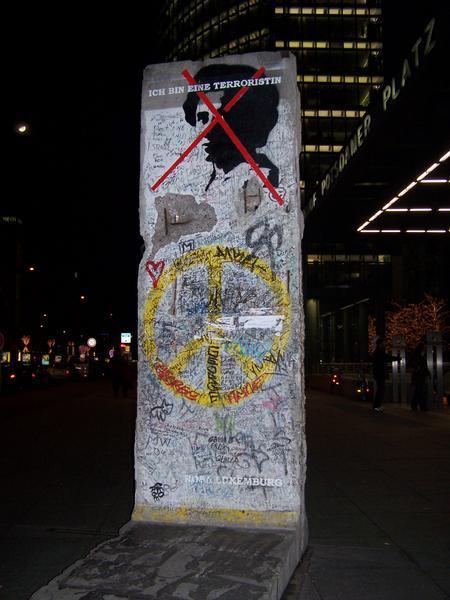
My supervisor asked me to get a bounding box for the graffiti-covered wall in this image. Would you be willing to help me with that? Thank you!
[135,52,306,537]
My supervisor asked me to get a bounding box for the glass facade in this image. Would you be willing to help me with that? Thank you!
[306,253,391,291]
[158,0,383,206]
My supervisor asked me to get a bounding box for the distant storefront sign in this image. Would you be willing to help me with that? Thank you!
[0,216,23,225]
[121,332,132,344]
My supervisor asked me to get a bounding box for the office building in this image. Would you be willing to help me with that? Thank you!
[157,2,449,370]
[158,0,383,206]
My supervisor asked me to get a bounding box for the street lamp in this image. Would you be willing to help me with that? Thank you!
[16,123,30,135]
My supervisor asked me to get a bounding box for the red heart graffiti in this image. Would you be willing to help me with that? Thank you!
[146,260,165,288]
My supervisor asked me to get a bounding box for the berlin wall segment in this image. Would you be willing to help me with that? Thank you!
[136,52,306,554]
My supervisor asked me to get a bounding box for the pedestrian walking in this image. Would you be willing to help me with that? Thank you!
[371,337,397,412]
[110,347,132,397]
[410,342,430,411]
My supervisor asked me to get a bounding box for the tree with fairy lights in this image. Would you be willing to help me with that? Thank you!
[368,294,450,353]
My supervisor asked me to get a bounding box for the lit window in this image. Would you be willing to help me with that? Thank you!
[273,6,381,17]
[302,109,365,119]
[302,145,343,153]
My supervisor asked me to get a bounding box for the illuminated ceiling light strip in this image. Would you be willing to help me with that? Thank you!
[359,229,449,235]
[356,152,448,233]
[382,197,399,210]
[398,181,417,197]
[438,208,450,212]
[357,221,370,232]
[426,162,440,174]
[419,179,447,183]
[368,210,383,222]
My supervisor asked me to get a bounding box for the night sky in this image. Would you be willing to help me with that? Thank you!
[3,2,447,341]
[4,18,162,338]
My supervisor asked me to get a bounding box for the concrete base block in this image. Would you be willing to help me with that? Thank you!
[31,521,302,599]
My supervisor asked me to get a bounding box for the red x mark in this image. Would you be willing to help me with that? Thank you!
[150,67,284,206]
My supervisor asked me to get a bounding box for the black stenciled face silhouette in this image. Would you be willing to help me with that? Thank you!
[182,64,280,191]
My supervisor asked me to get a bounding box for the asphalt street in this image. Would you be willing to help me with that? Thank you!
[0,379,136,599]
[1,379,449,599]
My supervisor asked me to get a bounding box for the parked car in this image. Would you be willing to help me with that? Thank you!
[0,362,19,394]
[46,364,73,381]
[15,362,42,389]
[73,361,89,380]
[44,356,73,382]
[329,369,343,393]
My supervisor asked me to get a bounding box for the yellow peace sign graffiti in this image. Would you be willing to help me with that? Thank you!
[143,245,291,407]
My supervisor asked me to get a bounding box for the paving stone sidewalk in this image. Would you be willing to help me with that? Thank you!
[2,383,450,599]
[282,392,450,600]
[30,521,300,600]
